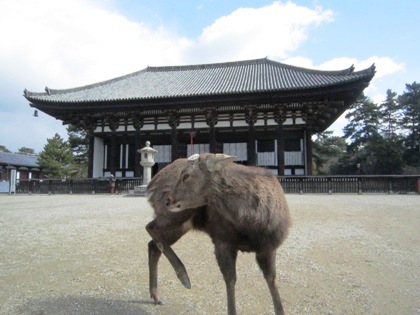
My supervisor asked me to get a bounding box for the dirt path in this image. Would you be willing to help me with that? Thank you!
[0,194,419,314]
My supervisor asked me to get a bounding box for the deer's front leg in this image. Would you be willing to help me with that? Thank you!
[146,219,192,304]
[148,239,164,304]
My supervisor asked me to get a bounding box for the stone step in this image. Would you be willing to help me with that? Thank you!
[125,185,147,197]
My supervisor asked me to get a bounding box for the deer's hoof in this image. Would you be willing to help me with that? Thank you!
[151,293,164,305]
[178,273,191,289]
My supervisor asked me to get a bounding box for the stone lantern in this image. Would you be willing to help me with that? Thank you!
[139,141,158,186]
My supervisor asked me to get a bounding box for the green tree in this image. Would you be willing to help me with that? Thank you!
[339,94,404,174]
[67,125,89,177]
[38,133,75,178]
[343,94,381,152]
[330,152,358,175]
[16,147,36,155]
[399,82,420,167]
[368,138,404,174]
[313,131,346,174]
[380,89,401,139]
[0,145,12,153]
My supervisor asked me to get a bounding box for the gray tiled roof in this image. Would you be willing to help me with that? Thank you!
[24,58,375,103]
[0,152,39,168]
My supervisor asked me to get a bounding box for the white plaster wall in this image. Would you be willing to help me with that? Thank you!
[92,137,105,178]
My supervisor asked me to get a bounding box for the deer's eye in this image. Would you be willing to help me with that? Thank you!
[182,173,190,183]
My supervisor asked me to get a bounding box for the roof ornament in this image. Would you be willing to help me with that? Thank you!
[45,86,50,95]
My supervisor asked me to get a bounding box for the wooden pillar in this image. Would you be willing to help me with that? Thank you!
[107,115,119,176]
[210,126,216,152]
[134,131,142,177]
[305,127,313,175]
[206,108,218,153]
[87,133,94,178]
[274,108,286,176]
[302,108,315,176]
[247,124,256,166]
[245,107,257,166]
[110,133,117,175]
[80,116,96,178]
[133,115,144,177]
[171,125,177,160]
[168,111,180,161]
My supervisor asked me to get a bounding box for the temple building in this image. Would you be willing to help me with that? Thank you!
[24,58,375,178]
[0,152,42,181]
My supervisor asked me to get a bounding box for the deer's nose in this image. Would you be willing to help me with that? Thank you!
[165,197,172,207]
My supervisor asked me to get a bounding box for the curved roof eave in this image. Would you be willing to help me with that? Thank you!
[24,75,374,105]
[24,58,375,105]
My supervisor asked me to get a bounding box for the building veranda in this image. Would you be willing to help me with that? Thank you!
[24,58,375,178]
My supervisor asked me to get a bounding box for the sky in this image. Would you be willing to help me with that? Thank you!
[0,0,418,154]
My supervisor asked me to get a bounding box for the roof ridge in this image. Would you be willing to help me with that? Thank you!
[353,63,376,76]
[24,68,149,97]
[24,58,270,97]
[145,57,269,72]
[0,151,39,157]
[267,59,356,76]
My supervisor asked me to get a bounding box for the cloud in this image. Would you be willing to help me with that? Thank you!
[284,55,404,77]
[283,55,404,96]
[282,56,316,68]
[0,0,406,151]
[0,0,192,91]
[283,55,405,136]
[0,0,191,152]
[371,93,387,104]
[318,56,404,78]
[320,56,405,95]
[191,1,334,62]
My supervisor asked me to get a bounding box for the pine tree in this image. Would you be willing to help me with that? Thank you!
[399,82,420,167]
[343,94,381,152]
[16,147,36,155]
[312,131,346,174]
[340,94,404,174]
[38,133,75,178]
[0,145,11,153]
[67,125,89,177]
[380,89,401,139]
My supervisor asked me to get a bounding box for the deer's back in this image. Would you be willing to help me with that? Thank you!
[202,164,291,249]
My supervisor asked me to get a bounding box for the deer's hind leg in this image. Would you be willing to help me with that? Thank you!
[214,242,238,315]
[256,250,285,315]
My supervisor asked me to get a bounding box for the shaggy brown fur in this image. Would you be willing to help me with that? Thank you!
[146,154,291,315]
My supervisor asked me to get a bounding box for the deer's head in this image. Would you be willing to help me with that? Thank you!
[166,153,236,212]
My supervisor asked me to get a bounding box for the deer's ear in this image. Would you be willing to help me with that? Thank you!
[205,154,237,171]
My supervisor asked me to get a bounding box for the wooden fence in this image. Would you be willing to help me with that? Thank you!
[278,175,420,194]
[15,178,143,195]
[13,175,420,195]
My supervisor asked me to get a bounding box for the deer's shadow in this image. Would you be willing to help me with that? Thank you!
[20,296,156,315]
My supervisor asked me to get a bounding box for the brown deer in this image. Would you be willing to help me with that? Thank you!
[146,153,291,315]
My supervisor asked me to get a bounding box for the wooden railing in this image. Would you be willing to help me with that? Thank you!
[15,177,143,195]
[278,175,420,194]
[13,175,420,195]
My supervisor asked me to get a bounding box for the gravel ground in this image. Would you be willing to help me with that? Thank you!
[0,194,419,315]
